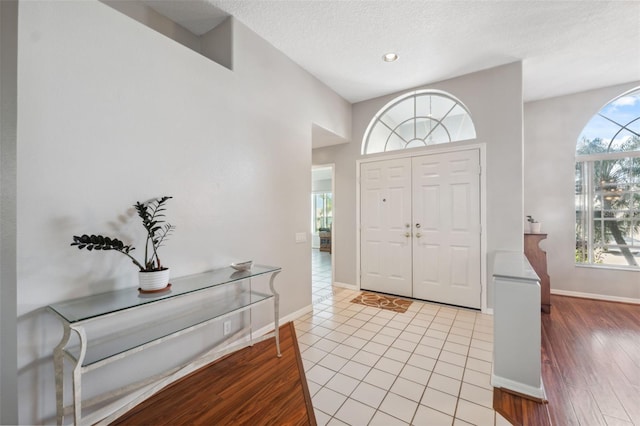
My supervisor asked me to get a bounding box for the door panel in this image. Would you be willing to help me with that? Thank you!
[360,158,412,297]
[360,148,481,309]
[412,149,481,308]
[450,246,470,286]
[420,186,441,230]
[361,188,383,280]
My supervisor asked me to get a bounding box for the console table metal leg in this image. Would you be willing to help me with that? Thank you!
[249,279,253,347]
[54,325,71,425]
[71,326,88,425]
[269,270,282,357]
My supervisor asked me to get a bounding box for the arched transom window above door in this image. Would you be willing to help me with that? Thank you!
[361,90,476,155]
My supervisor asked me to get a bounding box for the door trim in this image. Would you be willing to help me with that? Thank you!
[356,143,489,313]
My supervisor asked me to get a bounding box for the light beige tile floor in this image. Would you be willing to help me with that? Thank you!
[312,249,333,304]
[298,251,510,426]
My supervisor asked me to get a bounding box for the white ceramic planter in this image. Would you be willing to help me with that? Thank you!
[529,222,542,233]
[138,268,170,291]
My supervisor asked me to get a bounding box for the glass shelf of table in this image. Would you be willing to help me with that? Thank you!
[49,265,280,323]
[66,290,272,368]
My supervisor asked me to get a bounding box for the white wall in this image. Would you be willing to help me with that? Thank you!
[101,0,201,53]
[0,1,19,423]
[313,62,524,306]
[16,1,350,423]
[524,82,640,302]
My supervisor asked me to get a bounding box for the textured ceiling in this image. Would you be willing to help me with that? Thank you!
[147,0,640,104]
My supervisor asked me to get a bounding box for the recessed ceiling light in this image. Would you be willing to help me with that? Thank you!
[383,53,398,62]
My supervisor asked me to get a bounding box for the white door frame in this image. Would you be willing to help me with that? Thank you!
[312,163,335,287]
[356,143,489,313]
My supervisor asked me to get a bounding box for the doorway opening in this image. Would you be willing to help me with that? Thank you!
[311,164,334,304]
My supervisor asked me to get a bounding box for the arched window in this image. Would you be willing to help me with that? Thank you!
[362,90,476,155]
[575,88,640,269]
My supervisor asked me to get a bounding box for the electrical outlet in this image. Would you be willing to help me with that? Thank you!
[223,320,231,336]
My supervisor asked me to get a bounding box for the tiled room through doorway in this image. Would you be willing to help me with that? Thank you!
[312,249,333,304]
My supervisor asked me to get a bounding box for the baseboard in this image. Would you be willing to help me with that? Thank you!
[280,304,314,324]
[251,304,314,338]
[491,374,547,401]
[482,307,494,315]
[496,387,548,404]
[333,281,358,291]
[551,289,640,305]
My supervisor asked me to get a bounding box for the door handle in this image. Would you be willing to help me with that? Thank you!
[416,232,422,238]
[415,223,421,229]
[405,232,411,238]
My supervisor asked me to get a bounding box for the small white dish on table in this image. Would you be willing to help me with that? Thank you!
[230,260,253,271]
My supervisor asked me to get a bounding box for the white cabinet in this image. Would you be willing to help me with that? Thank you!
[48,265,281,425]
[491,252,546,400]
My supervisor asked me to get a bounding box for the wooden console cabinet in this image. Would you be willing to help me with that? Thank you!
[319,230,331,253]
[524,233,551,313]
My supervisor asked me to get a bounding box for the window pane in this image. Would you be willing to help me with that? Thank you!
[431,96,455,119]
[575,162,588,263]
[578,88,640,156]
[385,132,406,152]
[578,115,617,149]
[394,119,414,142]
[406,139,426,149]
[426,124,450,145]
[415,117,435,140]
[416,94,454,119]
[589,158,639,267]
[575,88,640,269]
[323,193,333,230]
[365,121,392,154]
[445,105,476,140]
[609,129,639,152]
[313,193,332,232]
[362,90,476,155]
[597,218,639,266]
[415,95,430,117]
[383,97,414,128]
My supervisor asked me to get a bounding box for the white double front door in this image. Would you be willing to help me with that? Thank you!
[360,148,481,309]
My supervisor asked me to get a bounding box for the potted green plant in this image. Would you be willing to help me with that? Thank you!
[71,196,175,292]
[526,215,541,234]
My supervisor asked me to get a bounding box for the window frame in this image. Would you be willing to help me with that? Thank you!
[576,152,640,269]
[575,87,640,270]
[361,89,476,155]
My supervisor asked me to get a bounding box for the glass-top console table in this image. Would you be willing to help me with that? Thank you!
[49,265,281,426]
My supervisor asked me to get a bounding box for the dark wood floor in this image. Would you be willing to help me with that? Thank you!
[111,322,316,426]
[495,295,640,426]
[493,387,551,425]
